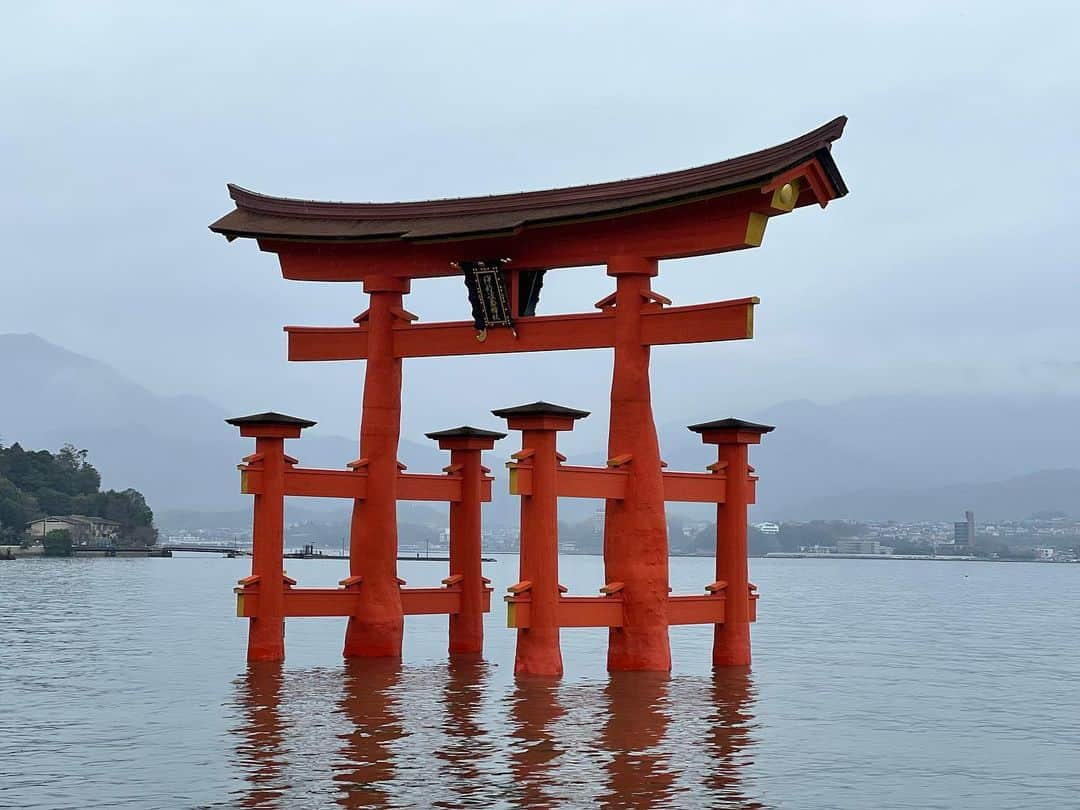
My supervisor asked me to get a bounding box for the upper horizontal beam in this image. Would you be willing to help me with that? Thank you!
[286,298,756,361]
[264,196,768,280]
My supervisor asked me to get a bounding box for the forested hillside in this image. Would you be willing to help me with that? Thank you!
[0,442,156,545]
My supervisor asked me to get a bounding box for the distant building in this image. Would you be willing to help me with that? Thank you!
[588,508,605,537]
[836,539,884,555]
[684,519,711,537]
[25,515,120,544]
[1033,547,1055,560]
[753,522,780,535]
[953,510,976,548]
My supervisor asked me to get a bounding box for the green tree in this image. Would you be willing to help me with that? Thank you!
[0,443,157,545]
[0,475,40,543]
[43,528,72,557]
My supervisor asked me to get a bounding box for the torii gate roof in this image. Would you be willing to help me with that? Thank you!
[210,117,847,245]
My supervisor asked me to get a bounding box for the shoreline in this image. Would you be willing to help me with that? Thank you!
[757,552,1076,563]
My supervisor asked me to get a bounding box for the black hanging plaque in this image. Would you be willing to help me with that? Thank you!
[460,259,514,340]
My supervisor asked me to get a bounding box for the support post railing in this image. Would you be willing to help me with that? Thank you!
[227,412,316,662]
[425,426,506,655]
[688,418,774,667]
[494,402,589,677]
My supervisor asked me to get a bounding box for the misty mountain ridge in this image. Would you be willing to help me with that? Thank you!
[0,333,446,512]
[3,333,1078,523]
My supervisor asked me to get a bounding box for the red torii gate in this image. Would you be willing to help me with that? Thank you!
[212,117,848,671]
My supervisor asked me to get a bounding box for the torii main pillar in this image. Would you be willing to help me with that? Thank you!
[604,256,670,671]
[344,276,409,658]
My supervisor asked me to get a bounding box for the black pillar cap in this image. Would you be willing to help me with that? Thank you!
[225,412,317,429]
[491,401,590,420]
[687,418,774,434]
[424,425,508,440]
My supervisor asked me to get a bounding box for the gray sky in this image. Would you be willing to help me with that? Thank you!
[3,2,1078,449]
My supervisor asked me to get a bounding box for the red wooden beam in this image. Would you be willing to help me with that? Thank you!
[265,198,764,281]
[237,584,491,618]
[505,594,625,629]
[287,468,368,499]
[509,464,630,499]
[285,298,756,362]
[667,593,727,625]
[509,463,727,503]
[400,586,463,615]
[661,471,727,503]
[241,466,491,503]
[555,465,629,499]
[397,310,616,358]
[640,298,756,348]
[397,473,463,503]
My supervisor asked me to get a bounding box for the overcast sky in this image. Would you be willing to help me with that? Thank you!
[3,2,1077,448]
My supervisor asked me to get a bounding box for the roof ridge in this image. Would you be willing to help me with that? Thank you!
[224,117,847,222]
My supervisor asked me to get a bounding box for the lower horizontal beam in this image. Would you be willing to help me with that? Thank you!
[400,586,463,615]
[505,594,624,629]
[509,464,727,504]
[237,584,491,618]
[662,471,726,503]
[509,465,629,499]
[238,587,362,617]
[286,468,368,499]
[241,466,492,503]
[667,594,726,625]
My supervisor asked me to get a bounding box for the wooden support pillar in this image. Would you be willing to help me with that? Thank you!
[603,256,672,672]
[344,276,410,658]
[227,412,315,662]
[495,402,588,677]
[689,418,774,667]
[426,426,506,655]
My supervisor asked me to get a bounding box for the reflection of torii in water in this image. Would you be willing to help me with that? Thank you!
[333,659,404,809]
[232,663,289,808]
[213,118,849,672]
[233,662,766,805]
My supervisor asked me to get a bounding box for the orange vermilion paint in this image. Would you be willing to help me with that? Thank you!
[248,434,286,661]
[690,421,774,667]
[429,430,503,655]
[226,414,314,662]
[604,258,672,672]
[344,278,408,658]
[496,404,588,677]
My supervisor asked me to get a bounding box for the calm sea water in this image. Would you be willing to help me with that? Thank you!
[1,555,1077,809]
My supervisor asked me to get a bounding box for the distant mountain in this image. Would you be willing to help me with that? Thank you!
[653,394,1080,520]
[5,333,1079,524]
[0,334,447,512]
[784,469,1080,522]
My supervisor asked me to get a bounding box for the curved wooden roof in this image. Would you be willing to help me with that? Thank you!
[210,117,847,243]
